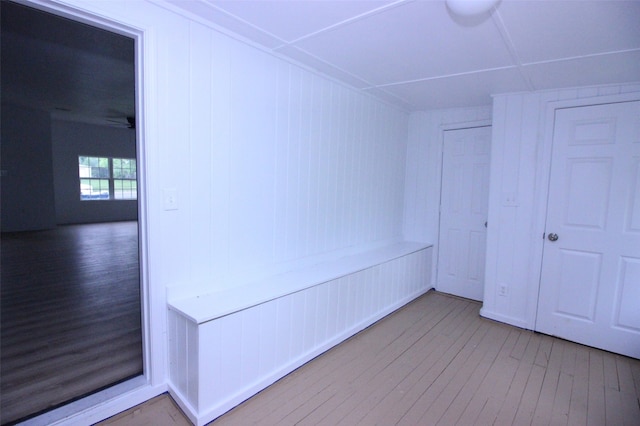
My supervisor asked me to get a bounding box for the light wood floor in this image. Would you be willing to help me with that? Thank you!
[1,222,143,425]
[104,291,640,426]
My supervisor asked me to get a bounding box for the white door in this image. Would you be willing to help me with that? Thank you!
[437,126,491,301]
[536,101,640,359]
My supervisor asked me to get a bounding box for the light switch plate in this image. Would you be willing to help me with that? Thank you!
[163,188,178,210]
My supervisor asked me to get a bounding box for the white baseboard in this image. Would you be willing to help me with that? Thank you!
[479,307,531,330]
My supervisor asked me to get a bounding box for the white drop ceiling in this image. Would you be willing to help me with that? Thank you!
[2,0,639,126]
[162,0,640,111]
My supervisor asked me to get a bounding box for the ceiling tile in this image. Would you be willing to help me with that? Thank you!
[498,0,640,64]
[522,50,640,91]
[379,67,528,110]
[165,0,284,48]
[275,45,374,89]
[293,0,514,85]
[207,0,395,43]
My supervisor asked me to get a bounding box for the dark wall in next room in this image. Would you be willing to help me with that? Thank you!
[51,119,137,225]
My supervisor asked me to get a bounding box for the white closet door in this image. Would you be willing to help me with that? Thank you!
[437,126,491,301]
[536,101,640,359]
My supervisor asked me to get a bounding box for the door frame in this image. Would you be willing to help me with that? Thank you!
[435,120,492,298]
[12,0,165,424]
[530,92,640,330]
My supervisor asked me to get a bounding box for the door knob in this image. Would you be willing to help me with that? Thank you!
[548,233,559,241]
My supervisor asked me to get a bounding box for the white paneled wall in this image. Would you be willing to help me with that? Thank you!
[168,245,432,425]
[165,20,410,300]
[482,83,640,330]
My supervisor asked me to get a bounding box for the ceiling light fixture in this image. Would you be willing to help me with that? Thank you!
[446,0,500,16]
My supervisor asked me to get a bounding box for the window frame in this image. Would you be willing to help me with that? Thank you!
[79,155,137,201]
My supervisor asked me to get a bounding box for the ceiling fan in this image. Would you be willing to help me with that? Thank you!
[106,115,136,129]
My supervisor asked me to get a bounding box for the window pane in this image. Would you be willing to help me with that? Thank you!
[79,156,110,179]
[79,164,90,178]
[80,178,109,200]
[94,166,109,178]
[114,179,137,200]
[113,158,136,179]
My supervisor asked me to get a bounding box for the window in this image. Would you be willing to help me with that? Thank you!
[79,156,137,200]
[112,158,137,199]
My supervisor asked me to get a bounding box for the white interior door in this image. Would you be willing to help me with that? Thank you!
[536,101,640,359]
[437,126,491,301]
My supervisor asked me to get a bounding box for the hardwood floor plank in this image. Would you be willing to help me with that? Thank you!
[522,332,544,365]
[453,327,522,425]
[615,355,640,426]
[344,325,465,423]
[364,301,482,426]
[534,334,553,368]
[473,331,542,425]
[616,355,637,395]
[292,296,471,425]
[568,345,590,426]
[605,386,625,426]
[587,350,606,426]
[531,368,560,425]
[444,327,520,426]
[560,342,577,377]
[548,339,566,372]
[549,371,572,426]
[419,324,510,425]
[492,339,538,426]
[604,352,621,392]
[99,394,191,426]
[509,330,532,361]
[313,307,471,423]
[1,222,142,425]
[280,295,456,424]
[631,358,640,400]
[304,301,457,424]
[619,388,640,426]
[531,339,566,425]
[511,364,546,425]
[398,323,492,425]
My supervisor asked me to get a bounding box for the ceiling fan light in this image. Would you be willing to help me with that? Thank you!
[446,0,500,16]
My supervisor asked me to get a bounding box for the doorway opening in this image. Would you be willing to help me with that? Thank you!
[1,1,144,423]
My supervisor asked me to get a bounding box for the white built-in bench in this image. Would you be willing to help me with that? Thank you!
[167,241,433,426]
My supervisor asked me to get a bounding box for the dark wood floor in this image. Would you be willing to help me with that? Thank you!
[1,222,143,425]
